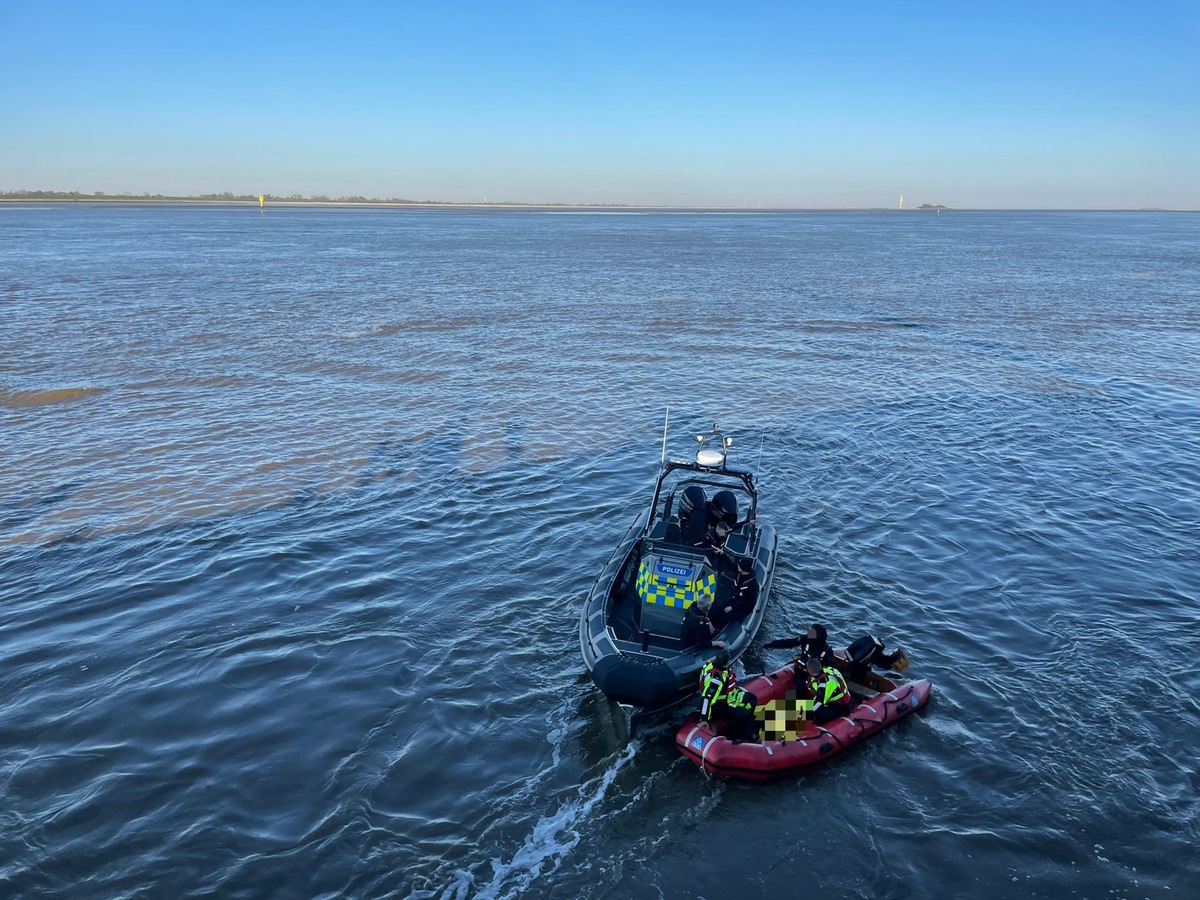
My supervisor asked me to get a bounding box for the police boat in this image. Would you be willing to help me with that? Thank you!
[579,422,778,710]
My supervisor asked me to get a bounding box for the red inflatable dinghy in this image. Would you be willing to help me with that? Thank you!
[676,665,932,781]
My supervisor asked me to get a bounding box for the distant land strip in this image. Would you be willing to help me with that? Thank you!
[0,191,1187,212]
[0,189,635,207]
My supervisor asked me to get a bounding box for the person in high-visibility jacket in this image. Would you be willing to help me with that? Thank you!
[804,655,854,724]
[698,653,734,718]
[698,653,760,742]
[719,683,760,742]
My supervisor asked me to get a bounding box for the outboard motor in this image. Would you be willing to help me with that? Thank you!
[678,485,708,544]
[846,634,885,668]
[845,634,910,677]
[679,484,707,519]
[709,490,739,528]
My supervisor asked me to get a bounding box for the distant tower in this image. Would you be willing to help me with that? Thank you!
[898,194,904,210]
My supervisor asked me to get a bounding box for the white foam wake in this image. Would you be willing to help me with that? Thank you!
[441,740,641,900]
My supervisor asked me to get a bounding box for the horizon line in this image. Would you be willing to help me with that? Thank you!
[0,190,1192,213]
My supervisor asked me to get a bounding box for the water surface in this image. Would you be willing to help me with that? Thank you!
[2,205,1198,898]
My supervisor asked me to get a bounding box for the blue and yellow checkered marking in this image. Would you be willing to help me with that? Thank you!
[636,560,717,608]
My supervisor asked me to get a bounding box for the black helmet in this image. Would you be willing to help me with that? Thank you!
[737,556,753,573]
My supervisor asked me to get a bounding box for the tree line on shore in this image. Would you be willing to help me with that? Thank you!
[1,189,448,203]
[0,190,630,206]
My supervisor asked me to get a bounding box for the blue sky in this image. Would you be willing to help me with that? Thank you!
[2,1,1196,207]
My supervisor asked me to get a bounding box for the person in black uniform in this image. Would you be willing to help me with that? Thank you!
[694,518,732,570]
[681,600,726,651]
[708,556,758,633]
[763,623,836,667]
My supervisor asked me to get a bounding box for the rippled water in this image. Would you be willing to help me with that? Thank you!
[2,205,1198,899]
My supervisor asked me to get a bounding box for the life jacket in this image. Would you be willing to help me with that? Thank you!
[699,661,734,717]
[815,666,849,706]
[724,686,755,712]
[792,640,833,670]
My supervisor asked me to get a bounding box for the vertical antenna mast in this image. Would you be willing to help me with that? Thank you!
[660,406,670,465]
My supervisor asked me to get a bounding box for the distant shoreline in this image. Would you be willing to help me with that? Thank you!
[0,196,1191,213]
[0,194,915,211]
